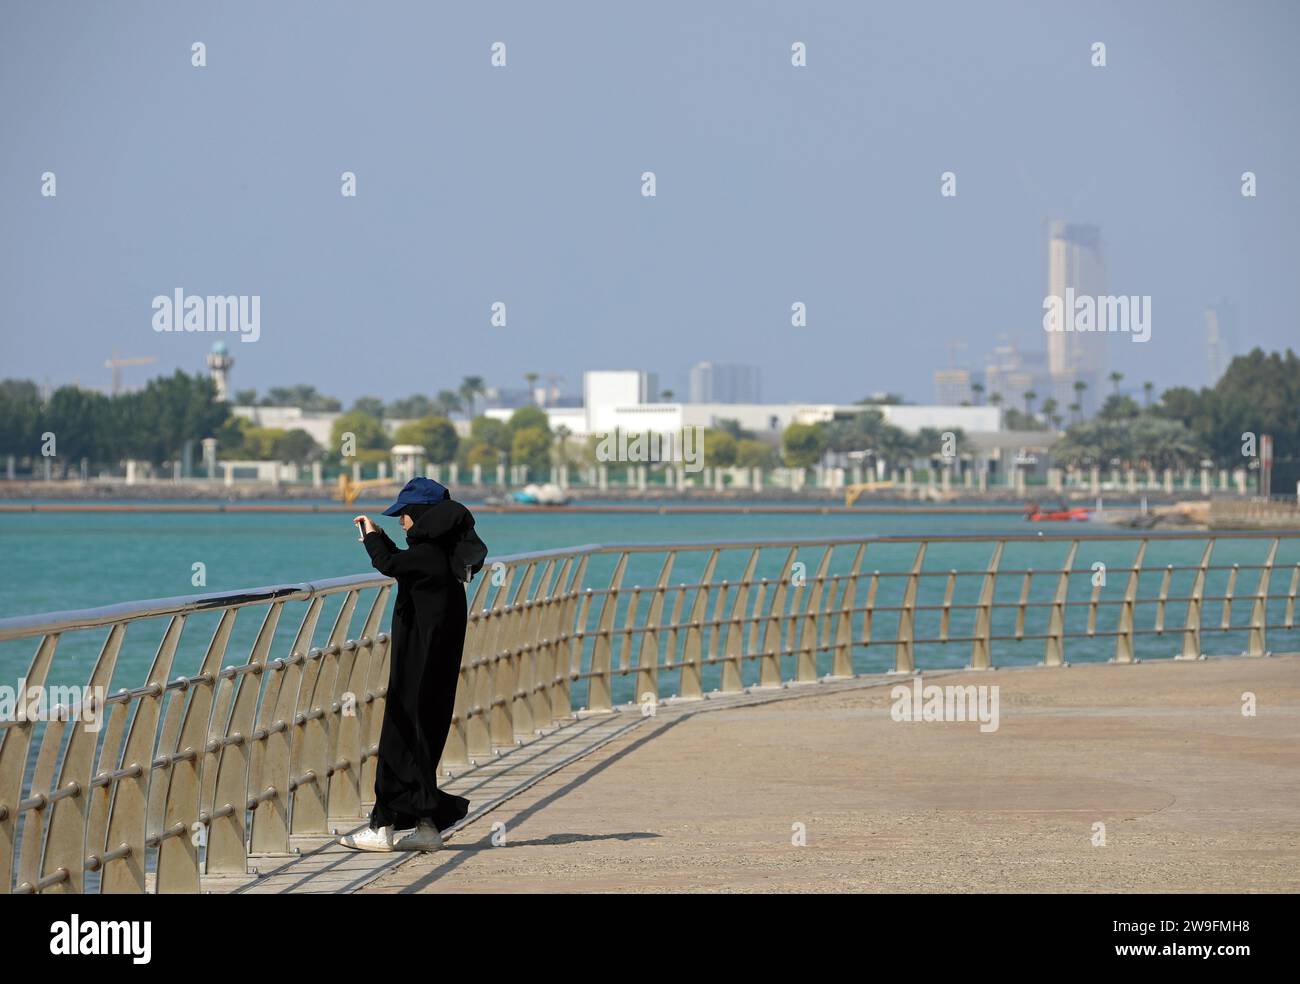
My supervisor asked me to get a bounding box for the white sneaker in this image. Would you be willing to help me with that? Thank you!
[394,820,444,852]
[338,824,394,852]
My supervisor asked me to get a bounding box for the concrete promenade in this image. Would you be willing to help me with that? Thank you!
[361,655,1300,893]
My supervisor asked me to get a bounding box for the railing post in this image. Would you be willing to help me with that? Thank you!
[503,564,537,739]
[1114,540,1147,664]
[289,591,358,836]
[678,551,717,701]
[636,554,675,707]
[1284,565,1299,630]
[1179,541,1215,660]
[249,598,322,856]
[722,550,759,692]
[1221,564,1239,634]
[831,544,865,678]
[1015,570,1032,641]
[970,542,1002,670]
[1043,541,1076,667]
[445,577,489,769]
[41,626,124,894]
[797,549,834,682]
[536,558,574,727]
[522,561,557,731]
[894,542,927,674]
[2,634,57,893]
[762,548,797,686]
[102,615,184,893]
[587,553,627,712]
[467,568,511,760]
[1154,565,1173,636]
[555,556,588,717]
[330,587,389,813]
[14,635,66,895]
[156,609,236,893]
[1245,539,1278,656]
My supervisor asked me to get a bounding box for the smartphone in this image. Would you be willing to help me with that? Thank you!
[354,517,366,541]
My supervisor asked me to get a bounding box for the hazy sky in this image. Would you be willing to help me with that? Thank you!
[1,0,1296,405]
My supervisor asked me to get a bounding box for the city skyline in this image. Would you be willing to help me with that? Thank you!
[2,2,1294,406]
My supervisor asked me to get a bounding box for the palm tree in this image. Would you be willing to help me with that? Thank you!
[989,392,1003,408]
[1040,397,1058,430]
[1023,390,1038,420]
[661,389,675,401]
[1068,401,1082,424]
[1142,380,1154,408]
[1109,371,1124,395]
[459,376,486,419]
[435,389,463,416]
[970,382,985,406]
[524,372,539,404]
[553,424,573,467]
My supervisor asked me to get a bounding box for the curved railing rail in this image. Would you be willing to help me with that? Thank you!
[2,529,1298,894]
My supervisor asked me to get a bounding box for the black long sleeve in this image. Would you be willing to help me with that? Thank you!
[363,528,425,578]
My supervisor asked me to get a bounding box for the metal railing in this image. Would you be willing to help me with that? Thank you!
[2,530,1298,894]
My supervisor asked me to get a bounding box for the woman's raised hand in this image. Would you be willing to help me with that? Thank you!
[353,515,377,538]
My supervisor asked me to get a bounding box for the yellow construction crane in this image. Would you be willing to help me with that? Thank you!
[844,480,895,508]
[333,473,399,507]
[105,353,158,395]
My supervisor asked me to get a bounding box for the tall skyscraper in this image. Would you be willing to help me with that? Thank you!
[933,368,972,405]
[1205,301,1237,385]
[1045,220,1106,412]
[688,362,762,403]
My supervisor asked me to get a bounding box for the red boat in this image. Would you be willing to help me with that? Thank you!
[1026,507,1090,522]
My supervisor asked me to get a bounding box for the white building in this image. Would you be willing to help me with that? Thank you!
[487,371,1003,440]
[232,405,339,446]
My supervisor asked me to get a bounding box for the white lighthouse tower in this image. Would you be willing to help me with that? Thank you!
[206,340,234,401]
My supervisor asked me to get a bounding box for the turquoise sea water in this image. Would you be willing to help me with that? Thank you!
[2,503,1298,708]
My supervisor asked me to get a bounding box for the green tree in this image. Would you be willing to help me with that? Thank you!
[131,371,230,465]
[272,429,321,464]
[392,416,459,463]
[713,418,755,441]
[459,376,486,418]
[1155,348,1300,487]
[511,426,552,474]
[235,425,286,459]
[703,429,737,467]
[461,441,500,469]
[262,385,341,411]
[782,422,827,468]
[349,396,385,419]
[735,438,777,469]
[434,390,463,416]
[0,379,42,459]
[508,405,551,437]
[386,394,435,419]
[1098,394,1141,421]
[44,386,113,467]
[330,410,389,463]
[470,416,511,453]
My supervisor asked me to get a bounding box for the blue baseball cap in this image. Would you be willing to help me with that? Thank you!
[381,477,451,516]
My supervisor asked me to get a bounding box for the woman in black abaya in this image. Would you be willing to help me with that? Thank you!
[338,477,486,852]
